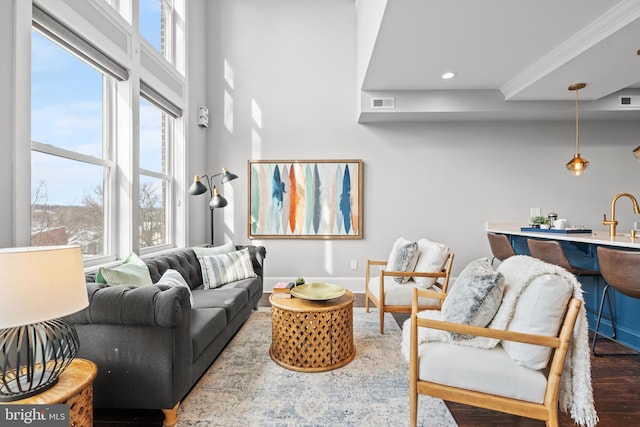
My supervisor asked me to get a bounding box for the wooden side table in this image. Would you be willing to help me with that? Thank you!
[270,290,355,372]
[7,358,98,427]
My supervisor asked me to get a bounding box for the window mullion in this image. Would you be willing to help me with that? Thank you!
[31,141,113,169]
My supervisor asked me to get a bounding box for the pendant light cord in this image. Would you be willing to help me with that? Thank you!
[575,87,580,156]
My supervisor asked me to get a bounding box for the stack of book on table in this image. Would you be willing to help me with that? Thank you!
[272,281,295,299]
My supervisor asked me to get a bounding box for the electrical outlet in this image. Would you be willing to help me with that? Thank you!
[350,260,358,270]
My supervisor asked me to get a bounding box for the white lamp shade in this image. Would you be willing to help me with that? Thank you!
[0,245,88,328]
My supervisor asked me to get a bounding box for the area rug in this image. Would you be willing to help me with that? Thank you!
[176,308,458,427]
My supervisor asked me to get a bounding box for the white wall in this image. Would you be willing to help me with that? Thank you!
[1,1,638,291]
[203,0,640,292]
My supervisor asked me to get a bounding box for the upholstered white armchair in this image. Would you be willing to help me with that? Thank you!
[405,255,598,427]
[365,237,453,333]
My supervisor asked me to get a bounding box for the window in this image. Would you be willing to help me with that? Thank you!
[139,0,163,52]
[31,30,109,258]
[30,3,185,262]
[139,0,185,74]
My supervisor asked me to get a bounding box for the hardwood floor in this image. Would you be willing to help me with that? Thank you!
[94,293,640,426]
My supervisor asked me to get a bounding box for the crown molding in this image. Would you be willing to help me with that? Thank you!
[501,0,640,100]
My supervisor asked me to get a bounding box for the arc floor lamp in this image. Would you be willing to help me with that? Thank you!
[188,168,238,245]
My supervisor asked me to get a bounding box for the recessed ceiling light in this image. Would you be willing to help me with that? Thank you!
[441,72,457,80]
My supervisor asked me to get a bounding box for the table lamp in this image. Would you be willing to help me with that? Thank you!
[0,245,89,401]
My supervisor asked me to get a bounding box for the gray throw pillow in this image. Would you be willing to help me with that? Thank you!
[441,258,505,340]
[386,237,419,284]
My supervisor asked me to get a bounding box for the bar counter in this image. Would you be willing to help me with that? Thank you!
[486,222,640,249]
[486,222,640,352]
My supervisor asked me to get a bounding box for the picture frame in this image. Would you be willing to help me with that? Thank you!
[248,159,363,239]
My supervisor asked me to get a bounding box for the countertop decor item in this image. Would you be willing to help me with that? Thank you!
[566,83,590,176]
[0,245,89,401]
[188,168,238,245]
[520,227,592,234]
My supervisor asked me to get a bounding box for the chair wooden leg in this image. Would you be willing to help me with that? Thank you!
[410,383,418,427]
[365,293,369,312]
[162,403,180,427]
[379,308,385,334]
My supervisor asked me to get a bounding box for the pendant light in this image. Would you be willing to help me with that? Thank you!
[566,83,589,175]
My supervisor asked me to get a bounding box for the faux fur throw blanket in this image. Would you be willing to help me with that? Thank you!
[401,255,598,427]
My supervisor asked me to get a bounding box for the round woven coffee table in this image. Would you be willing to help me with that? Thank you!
[269,290,355,372]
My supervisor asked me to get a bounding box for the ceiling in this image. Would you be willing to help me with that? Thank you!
[359,0,640,121]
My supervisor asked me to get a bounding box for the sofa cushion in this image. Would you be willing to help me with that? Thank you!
[157,269,194,307]
[441,258,504,340]
[97,252,153,286]
[413,239,449,288]
[198,248,257,289]
[219,276,262,303]
[418,341,547,404]
[191,287,249,322]
[386,237,419,284]
[144,248,204,289]
[190,308,227,361]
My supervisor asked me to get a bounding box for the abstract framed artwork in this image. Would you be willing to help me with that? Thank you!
[248,160,363,239]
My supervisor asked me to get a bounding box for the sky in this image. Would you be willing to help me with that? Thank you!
[31,0,165,207]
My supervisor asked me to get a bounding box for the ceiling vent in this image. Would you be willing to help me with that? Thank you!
[619,96,640,107]
[371,97,395,109]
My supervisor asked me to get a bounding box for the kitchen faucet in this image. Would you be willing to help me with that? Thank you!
[602,192,640,237]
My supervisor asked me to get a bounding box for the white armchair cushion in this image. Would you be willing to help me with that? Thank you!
[441,258,505,339]
[501,273,573,369]
[386,237,419,284]
[368,276,442,307]
[413,239,449,288]
[418,341,547,404]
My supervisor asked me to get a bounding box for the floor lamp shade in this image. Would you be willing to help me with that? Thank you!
[189,168,238,245]
[0,245,89,401]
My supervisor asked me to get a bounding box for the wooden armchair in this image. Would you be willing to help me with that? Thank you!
[409,287,582,427]
[365,253,454,334]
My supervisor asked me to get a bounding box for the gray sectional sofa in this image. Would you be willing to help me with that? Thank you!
[64,245,266,427]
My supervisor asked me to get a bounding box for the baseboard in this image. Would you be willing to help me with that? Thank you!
[264,277,365,293]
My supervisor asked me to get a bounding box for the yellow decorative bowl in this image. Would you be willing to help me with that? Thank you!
[290,282,346,301]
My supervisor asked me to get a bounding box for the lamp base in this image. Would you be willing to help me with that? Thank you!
[0,374,59,402]
[0,319,79,401]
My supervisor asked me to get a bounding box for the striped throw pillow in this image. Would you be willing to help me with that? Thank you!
[198,248,257,289]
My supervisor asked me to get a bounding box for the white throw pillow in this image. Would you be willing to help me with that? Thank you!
[193,241,235,256]
[441,258,505,340]
[386,237,419,284]
[413,239,449,288]
[157,269,194,307]
[501,273,573,370]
